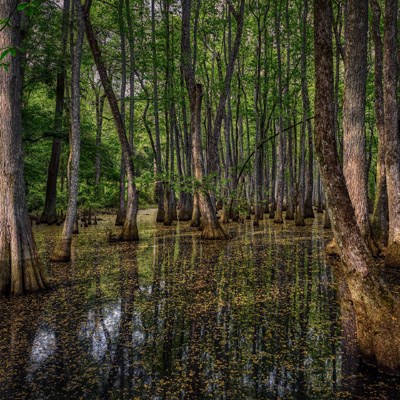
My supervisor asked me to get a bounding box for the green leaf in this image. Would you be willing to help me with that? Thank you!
[17,2,30,11]
[0,49,11,61]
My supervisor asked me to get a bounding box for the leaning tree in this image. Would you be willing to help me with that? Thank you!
[314,0,400,373]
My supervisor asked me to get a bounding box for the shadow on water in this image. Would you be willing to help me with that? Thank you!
[0,211,400,399]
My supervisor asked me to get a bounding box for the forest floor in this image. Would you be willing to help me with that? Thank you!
[1,210,400,399]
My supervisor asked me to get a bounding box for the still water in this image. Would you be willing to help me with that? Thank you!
[1,210,399,399]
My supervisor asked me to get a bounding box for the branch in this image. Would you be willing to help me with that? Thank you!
[236,116,315,183]
[226,0,239,21]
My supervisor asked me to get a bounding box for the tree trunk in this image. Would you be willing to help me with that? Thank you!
[304,122,314,218]
[370,0,388,249]
[286,124,295,220]
[191,84,228,239]
[343,0,375,252]
[0,0,47,294]
[314,0,400,374]
[151,0,164,223]
[94,91,105,192]
[273,1,284,224]
[181,0,227,239]
[40,0,70,224]
[253,14,263,227]
[84,2,139,241]
[206,0,245,186]
[269,133,276,219]
[383,0,400,267]
[115,161,126,226]
[52,0,84,262]
[115,0,127,227]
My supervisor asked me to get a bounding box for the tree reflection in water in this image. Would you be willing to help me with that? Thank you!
[0,213,399,399]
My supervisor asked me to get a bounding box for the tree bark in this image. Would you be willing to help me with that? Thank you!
[94,90,105,192]
[0,0,47,294]
[314,0,400,374]
[83,1,139,241]
[206,0,245,179]
[383,0,400,267]
[343,0,374,252]
[40,0,70,224]
[181,0,227,239]
[115,0,127,226]
[370,0,388,249]
[52,0,84,262]
[274,0,284,224]
[151,0,164,223]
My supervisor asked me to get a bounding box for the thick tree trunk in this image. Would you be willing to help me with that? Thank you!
[190,193,201,227]
[40,0,70,224]
[314,0,400,374]
[52,0,84,262]
[84,2,139,241]
[191,84,228,239]
[370,0,388,249]
[0,0,47,294]
[383,0,400,267]
[343,0,375,253]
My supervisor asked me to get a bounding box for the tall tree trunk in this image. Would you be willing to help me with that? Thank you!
[274,0,284,224]
[383,0,400,267]
[181,0,227,239]
[253,12,263,227]
[94,91,105,193]
[296,0,308,226]
[125,0,135,149]
[304,123,314,218]
[84,1,139,241]
[115,0,127,226]
[342,0,374,252]
[284,0,294,221]
[178,67,193,221]
[40,0,70,224]
[0,0,47,295]
[163,0,174,226]
[370,0,388,249]
[269,132,276,219]
[191,84,227,239]
[52,0,84,262]
[151,0,164,223]
[206,0,245,184]
[314,0,400,374]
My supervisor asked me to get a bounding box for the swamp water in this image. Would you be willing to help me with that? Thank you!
[1,210,400,399]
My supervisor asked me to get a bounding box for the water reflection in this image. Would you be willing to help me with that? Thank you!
[0,214,399,399]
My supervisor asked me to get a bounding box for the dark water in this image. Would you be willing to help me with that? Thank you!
[1,212,400,399]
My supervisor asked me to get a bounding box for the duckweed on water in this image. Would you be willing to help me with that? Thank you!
[0,211,399,399]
